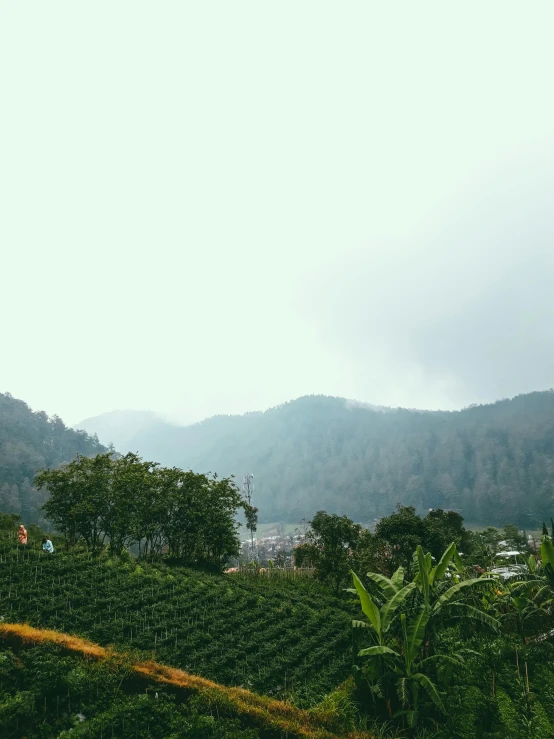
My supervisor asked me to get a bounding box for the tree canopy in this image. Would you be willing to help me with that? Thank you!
[36,452,256,569]
[296,506,473,588]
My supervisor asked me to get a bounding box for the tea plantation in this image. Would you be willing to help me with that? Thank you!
[0,538,358,706]
[0,640,261,739]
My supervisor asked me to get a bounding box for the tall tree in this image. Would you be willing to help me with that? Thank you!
[37,453,114,552]
[374,506,427,576]
[103,454,154,555]
[294,511,364,593]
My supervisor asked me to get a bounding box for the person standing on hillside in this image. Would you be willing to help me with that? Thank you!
[42,537,54,554]
[18,524,27,545]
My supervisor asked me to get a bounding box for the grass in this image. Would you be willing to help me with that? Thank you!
[0,622,375,739]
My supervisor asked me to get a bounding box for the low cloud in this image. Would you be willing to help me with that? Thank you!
[306,154,554,409]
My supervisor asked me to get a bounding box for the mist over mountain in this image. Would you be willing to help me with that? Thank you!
[75,410,169,453]
[78,391,554,527]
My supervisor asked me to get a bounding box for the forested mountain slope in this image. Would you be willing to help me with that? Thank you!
[0,392,106,522]
[82,391,554,527]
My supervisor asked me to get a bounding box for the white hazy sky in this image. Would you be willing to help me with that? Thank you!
[2,2,554,426]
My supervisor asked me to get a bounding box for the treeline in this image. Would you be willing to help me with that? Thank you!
[295,505,527,592]
[36,453,257,569]
[0,392,106,523]
[109,391,554,526]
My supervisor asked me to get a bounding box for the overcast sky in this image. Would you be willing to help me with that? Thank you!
[2,2,554,426]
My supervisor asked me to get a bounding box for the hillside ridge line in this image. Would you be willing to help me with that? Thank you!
[0,622,373,739]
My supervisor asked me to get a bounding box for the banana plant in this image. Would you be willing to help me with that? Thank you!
[350,543,495,728]
[495,578,551,644]
[507,553,552,602]
[349,568,416,646]
[540,534,554,583]
[412,543,499,632]
[494,549,554,642]
[357,604,464,728]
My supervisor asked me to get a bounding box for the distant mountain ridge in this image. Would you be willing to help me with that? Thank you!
[75,409,169,453]
[77,391,554,527]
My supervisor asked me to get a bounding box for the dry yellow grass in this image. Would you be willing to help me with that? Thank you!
[0,622,375,739]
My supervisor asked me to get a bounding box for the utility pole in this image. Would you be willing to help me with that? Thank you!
[243,473,255,561]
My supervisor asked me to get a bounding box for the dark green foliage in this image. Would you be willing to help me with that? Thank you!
[0,512,20,531]
[349,540,500,730]
[0,393,106,524]
[346,527,554,738]
[373,506,472,575]
[294,511,368,594]
[83,390,554,527]
[2,524,554,737]
[0,642,261,738]
[297,506,472,589]
[431,635,554,739]
[502,523,527,551]
[0,535,357,702]
[36,453,254,568]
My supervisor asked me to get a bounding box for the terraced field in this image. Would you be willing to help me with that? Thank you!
[0,539,359,705]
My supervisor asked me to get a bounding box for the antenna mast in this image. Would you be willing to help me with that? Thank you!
[243,473,255,560]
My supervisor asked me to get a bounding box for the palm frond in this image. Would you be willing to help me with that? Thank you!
[541,536,554,569]
[396,676,409,707]
[418,653,464,668]
[509,579,546,594]
[351,571,381,637]
[413,672,445,713]
[366,572,398,599]
[406,605,430,663]
[445,603,499,630]
[416,546,430,604]
[430,542,457,586]
[358,645,400,658]
[391,566,405,590]
[381,582,416,633]
[434,578,494,610]
[453,548,464,571]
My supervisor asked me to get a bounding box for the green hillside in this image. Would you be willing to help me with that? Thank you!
[0,533,357,705]
[83,391,554,527]
[0,392,106,524]
[0,639,262,739]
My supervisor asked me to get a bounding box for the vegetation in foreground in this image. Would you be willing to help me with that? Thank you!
[0,624,372,739]
[4,510,554,737]
[345,534,554,737]
[0,525,356,704]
